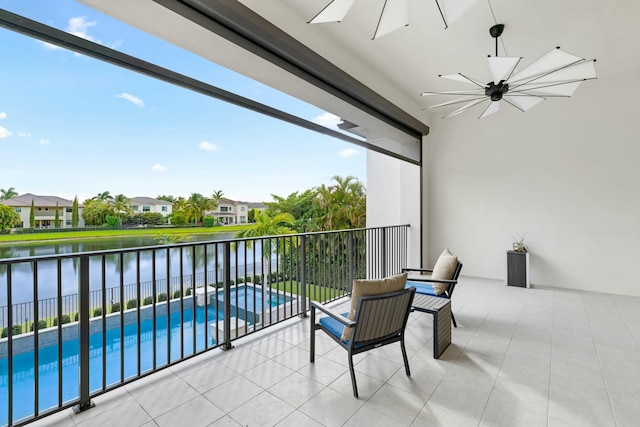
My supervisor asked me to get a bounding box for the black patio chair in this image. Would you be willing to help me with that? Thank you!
[309,287,416,398]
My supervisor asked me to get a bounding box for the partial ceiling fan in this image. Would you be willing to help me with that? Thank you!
[420,24,598,119]
[309,0,479,39]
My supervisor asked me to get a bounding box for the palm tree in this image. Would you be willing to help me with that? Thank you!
[236,211,297,288]
[184,193,213,225]
[0,187,18,200]
[109,194,133,225]
[93,191,113,202]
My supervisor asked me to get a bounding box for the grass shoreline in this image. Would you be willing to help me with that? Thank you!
[0,224,254,245]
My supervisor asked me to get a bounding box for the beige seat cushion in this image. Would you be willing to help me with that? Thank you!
[431,248,458,295]
[341,272,408,340]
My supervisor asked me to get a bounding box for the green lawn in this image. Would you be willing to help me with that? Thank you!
[270,280,347,302]
[0,225,254,244]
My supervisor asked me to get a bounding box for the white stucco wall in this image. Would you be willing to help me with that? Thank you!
[425,69,640,297]
[367,151,422,269]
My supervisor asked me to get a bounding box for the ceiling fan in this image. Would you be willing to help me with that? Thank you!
[420,24,598,119]
[309,0,479,39]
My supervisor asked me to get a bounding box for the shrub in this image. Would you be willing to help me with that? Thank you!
[30,319,48,331]
[126,299,138,309]
[229,280,235,286]
[157,293,168,302]
[254,275,262,284]
[111,302,121,313]
[74,313,79,322]
[173,290,182,299]
[237,277,245,284]
[53,315,70,326]
[185,288,192,296]
[93,307,103,317]
[203,216,215,227]
[143,296,153,306]
[1,325,23,337]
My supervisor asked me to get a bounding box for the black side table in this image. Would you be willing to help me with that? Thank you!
[507,251,529,287]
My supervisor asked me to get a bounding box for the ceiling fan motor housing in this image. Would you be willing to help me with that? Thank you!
[485,81,509,101]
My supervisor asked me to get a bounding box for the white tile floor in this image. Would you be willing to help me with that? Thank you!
[30,277,640,427]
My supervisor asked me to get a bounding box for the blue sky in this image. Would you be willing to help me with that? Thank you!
[0,1,366,203]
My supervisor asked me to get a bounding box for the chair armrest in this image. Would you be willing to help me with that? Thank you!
[408,277,457,285]
[311,301,356,328]
[402,267,434,274]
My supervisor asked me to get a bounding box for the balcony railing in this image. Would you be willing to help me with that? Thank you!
[0,225,409,427]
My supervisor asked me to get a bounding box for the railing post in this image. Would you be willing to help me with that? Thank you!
[221,241,233,350]
[382,228,387,278]
[74,255,94,413]
[299,235,307,317]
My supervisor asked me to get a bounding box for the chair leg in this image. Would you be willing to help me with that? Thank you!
[451,312,457,328]
[310,307,316,363]
[400,339,411,377]
[348,354,359,398]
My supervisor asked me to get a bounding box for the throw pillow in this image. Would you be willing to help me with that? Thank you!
[341,272,408,340]
[431,248,458,295]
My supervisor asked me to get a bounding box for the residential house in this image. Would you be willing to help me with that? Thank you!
[0,193,84,229]
[211,198,264,225]
[130,197,173,217]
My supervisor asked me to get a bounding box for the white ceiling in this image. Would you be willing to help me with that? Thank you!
[81,0,640,130]
[240,0,640,122]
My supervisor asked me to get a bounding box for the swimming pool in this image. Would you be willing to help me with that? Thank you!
[0,284,294,425]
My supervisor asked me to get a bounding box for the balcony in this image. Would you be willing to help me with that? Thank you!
[14,278,640,427]
[2,226,639,427]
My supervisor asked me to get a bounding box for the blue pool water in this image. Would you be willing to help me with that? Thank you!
[0,285,291,425]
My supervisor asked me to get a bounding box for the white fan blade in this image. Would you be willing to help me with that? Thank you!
[437,73,487,89]
[511,81,583,97]
[488,57,521,84]
[479,100,501,118]
[309,0,357,23]
[421,89,486,96]
[504,95,545,112]
[373,0,409,39]
[426,95,487,109]
[439,0,479,26]
[508,48,585,84]
[441,98,487,119]
[511,60,597,88]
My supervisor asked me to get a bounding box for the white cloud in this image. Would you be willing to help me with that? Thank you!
[313,112,342,128]
[41,17,99,51]
[338,148,359,158]
[67,17,98,42]
[40,139,50,145]
[17,132,31,137]
[199,141,220,151]
[0,126,12,138]
[151,163,167,172]
[116,93,145,107]
[0,112,6,119]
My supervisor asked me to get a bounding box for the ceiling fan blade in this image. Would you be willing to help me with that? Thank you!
[425,95,487,109]
[439,73,487,88]
[478,100,501,118]
[373,0,409,39]
[503,95,545,112]
[510,80,584,97]
[441,98,487,119]
[508,48,585,84]
[488,57,521,84]
[438,0,480,27]
[308,0,357,24]
[421,88,485,96]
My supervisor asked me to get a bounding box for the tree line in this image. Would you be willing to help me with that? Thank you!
[0,176,366,232]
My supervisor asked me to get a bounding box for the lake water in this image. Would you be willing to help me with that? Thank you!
[0,232,272,306]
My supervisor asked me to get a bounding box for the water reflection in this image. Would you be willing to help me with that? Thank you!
[0,233,272,305]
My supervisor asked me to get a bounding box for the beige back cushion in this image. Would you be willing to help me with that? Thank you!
[431,248,458,295]
[341,272,408,340]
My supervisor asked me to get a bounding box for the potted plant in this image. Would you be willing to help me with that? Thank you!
[507,233,529,287]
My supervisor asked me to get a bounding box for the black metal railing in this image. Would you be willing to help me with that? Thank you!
[0,225,408,426]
